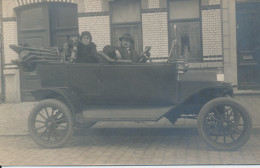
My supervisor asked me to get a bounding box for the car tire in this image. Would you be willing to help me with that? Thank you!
[197,97,252,151]
[28,99,74,148]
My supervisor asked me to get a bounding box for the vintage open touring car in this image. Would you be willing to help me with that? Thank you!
[10,43,252,151]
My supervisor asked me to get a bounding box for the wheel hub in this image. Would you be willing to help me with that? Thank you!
[222,121,228,128]
[46,118,57,129]
[218,119,232,133]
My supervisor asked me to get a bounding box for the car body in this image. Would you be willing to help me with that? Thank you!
[10,45,252,150]
[32,61,232,121]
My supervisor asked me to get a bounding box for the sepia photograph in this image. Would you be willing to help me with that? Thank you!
[0,0,260,166]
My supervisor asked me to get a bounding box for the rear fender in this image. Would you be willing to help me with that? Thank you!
[31,88,82,113]
[165,86,233,123]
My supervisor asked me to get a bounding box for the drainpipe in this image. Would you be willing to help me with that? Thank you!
[0,34,4,102]
[0,8,5,102]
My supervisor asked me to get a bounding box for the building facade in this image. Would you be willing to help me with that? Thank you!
[0,1,3,102]
[1,0,260,102]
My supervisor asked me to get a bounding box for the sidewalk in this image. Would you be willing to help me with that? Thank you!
[0,93,259,135]
[0,102,36,135]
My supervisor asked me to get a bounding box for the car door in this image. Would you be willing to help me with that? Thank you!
[100,63,178,105]
[69,63,101,102]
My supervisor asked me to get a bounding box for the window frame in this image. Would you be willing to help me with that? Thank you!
[167,0,203,62]
[16,3,50,48]
[16,2,79,49]
[109,0,143,53]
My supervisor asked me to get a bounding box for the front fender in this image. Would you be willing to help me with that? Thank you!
[165,84,233,123]
[30,88,82,113]
[181,84,233,114]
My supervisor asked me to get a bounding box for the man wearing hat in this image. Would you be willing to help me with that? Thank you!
[103,33,140,62]
[117,33,140,62]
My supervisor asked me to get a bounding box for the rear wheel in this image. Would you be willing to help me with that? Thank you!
[197,97,252,151]
[28,99,74,148]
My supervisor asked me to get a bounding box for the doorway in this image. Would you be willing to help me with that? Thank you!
[16,2,79,101]
[236,2,260,89]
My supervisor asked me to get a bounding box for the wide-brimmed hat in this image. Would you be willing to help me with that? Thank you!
[119,33,134,43]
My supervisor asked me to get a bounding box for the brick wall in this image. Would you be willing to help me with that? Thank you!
[209,0,221,5]
[78,0,110,50]
[1,0,226,64]
[2,0,18,65]
[3,21,18,65]
[83,0,103,12]
[142,12,168,61]
[148,0,160,8]
[202,8,223,61]
[2,0,110,64]
[0,0,2,100]
[78,16,110,51]
[2,0,16,18]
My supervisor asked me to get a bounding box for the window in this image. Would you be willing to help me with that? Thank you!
[168,0,202,61]
[110,0,142,53]
[17,2,78,49]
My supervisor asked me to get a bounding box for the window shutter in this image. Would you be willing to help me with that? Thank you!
[17,4,50,48]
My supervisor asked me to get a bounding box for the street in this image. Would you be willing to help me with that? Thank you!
[1,126,260,165]
[0,94,260,165]
[1,0,260,166]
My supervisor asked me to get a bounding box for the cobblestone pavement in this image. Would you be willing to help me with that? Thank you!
[0,127,260,165]
[0,95,259,135]
[0,94,259,165]
[0,102,36,135]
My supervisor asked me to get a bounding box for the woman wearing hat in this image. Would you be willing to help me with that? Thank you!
[75,31,98,63]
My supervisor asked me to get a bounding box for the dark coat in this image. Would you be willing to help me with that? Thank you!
[103,45,140,63]
[75,41,98,63]
[117,47,140,63]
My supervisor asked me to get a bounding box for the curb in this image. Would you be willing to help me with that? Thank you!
[233,88,260,96]
[0,132,29,136]
[1,126,260,136]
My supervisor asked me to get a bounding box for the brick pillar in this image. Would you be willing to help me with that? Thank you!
[2,20,20,102]
[77,0,110,51]
[201,8,223,62]
[2,0,20,102]
[142,11,168,61]
[0,1,3,102]
[3,21,18,64]
[83,0,102,12]
[148,0,160,8]
[222,0,237,85]
[78,16,110,51]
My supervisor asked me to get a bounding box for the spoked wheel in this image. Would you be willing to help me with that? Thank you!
[197,97,252,151]
[28,99,74,148]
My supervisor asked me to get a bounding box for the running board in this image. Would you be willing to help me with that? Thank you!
[77,105,174,121]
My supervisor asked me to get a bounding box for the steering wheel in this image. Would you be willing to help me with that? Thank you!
[137,46,152,63]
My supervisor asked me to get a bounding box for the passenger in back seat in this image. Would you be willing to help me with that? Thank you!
[75,31,98,63]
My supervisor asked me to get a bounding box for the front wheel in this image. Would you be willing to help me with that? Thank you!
[197,97,252,151]
[28,99,74,148]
